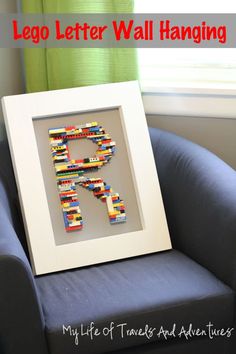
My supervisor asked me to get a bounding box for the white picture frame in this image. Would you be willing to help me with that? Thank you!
[2,81,171,275]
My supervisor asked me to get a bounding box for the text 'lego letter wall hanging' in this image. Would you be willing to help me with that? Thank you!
[49,122,126,232]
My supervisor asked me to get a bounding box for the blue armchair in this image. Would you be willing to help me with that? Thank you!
[0,127,235,354]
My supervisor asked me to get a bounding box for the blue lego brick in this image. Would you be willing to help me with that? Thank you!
[69,202,80,207]
[63,212,69,227]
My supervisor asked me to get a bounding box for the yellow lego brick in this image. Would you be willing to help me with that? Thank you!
[56,173,79,180]
[113,203,123,207]
[96,150,112,155]
[108,211,120,216]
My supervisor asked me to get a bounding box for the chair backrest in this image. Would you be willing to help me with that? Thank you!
[0,140,28,255]
[150,127,236,291]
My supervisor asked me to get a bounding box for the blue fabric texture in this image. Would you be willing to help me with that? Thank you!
[108,335,228,354]
[149,128,236,291]
[0,140,28,253]
[0,128,236,354]
[36,250,234,354]
[0,197,48,354]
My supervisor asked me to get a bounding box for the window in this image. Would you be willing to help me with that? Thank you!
[138,49,236,92]
[135,1,236,93]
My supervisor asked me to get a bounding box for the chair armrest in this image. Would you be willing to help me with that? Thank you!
[0,204,48,354]
[149,127,236,290]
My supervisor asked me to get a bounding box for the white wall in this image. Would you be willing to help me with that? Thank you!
[147,115,236,170]
[0,0,24,140]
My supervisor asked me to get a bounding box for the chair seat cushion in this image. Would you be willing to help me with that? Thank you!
[35,250,234,354]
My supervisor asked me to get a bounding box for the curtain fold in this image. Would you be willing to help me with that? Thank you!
[22,0,138,92]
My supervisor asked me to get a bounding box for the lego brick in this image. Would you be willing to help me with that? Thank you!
[49,121,126,233]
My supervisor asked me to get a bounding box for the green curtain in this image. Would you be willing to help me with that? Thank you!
[22,0,138,93]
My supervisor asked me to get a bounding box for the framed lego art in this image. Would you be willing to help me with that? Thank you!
[2,81,171,275]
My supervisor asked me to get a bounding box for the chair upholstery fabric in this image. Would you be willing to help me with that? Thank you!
[108,336,229,354]
[0,202,48,354]
[0,128,236,354]
[149,128,236,291]
[36,250,234,354]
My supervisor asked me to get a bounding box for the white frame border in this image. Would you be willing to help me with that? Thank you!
[2,81,171,275]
